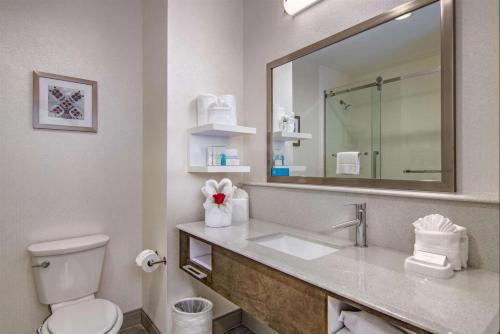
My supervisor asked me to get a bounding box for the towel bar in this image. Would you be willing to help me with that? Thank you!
[332,152,369,158]
[403,169,442,174]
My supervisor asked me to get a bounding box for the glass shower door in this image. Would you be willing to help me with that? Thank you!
[324,85,381,178]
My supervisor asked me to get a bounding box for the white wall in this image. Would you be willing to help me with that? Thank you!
[0,1,143,333]
[243,0,499,196]
[166,0,244,332]
[142,0,168,332]
[242,0,499,272]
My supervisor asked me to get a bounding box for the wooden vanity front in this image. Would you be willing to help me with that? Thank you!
[179,231,431,334]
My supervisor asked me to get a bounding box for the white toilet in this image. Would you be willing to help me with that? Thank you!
[28,234,123,334]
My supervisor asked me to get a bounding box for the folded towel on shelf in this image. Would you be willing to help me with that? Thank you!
[413,214,468,270]
[339,311,405,334]
[328,296,357,333]
[336,152,360,175]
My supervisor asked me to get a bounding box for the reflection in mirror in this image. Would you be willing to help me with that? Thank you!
[271,2,443,183]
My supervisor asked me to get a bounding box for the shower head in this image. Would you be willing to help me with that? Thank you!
[339,99,351,111]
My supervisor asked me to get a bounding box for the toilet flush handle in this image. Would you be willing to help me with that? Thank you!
[32,261,50,269]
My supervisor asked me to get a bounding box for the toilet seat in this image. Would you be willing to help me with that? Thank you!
[41,299,123,334]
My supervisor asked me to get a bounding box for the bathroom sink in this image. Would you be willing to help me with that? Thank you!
[249,233,339,260]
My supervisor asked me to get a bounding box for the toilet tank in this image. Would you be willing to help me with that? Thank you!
[28,234,110,305]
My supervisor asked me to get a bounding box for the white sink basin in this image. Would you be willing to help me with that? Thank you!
[250,233,339,260]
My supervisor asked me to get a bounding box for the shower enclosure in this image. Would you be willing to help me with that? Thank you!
[324,67,441,181]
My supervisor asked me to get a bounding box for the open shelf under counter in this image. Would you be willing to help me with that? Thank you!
[273,131,312,141]
[187,165,251,173]
[189,123,257,137]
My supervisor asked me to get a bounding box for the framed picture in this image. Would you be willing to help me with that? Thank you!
[33,71,98,132]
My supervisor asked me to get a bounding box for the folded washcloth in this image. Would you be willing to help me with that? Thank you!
[336,152,360,175]
[413,214,456,232]
[413,214,468,270]
[339,311,404,334]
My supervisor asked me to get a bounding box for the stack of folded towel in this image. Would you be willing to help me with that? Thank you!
[413,214,468,270]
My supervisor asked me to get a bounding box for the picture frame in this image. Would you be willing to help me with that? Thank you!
[33,71,98,132]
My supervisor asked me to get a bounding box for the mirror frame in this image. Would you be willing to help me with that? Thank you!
[267,0,455,192]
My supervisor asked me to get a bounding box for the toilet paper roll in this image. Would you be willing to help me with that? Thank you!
[135,249,160,273]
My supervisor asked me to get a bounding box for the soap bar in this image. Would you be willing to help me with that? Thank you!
[414,250,447,266]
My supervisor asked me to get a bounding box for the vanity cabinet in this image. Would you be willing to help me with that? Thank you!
[179,231,431,334]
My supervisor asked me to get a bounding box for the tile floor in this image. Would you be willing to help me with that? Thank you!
[119,324,253,334]
[225,325,254,334]
[120,324,148,334]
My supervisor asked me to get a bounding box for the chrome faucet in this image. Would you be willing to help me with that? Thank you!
[331,203,367,247]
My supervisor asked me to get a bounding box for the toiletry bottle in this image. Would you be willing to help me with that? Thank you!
[280,154,285,166]
[220,152,226,166]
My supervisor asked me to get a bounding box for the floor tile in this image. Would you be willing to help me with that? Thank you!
[120,324,148,334]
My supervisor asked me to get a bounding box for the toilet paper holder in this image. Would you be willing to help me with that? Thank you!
[148,251,167,267]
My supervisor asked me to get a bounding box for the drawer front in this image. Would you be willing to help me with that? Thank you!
[211,246,327,334]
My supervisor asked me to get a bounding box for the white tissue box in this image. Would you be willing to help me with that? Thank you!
[231,198,249,223]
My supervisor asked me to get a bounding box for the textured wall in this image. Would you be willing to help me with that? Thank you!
[142,0,168,333]
[0,1,143,332]
[166,0,245,332]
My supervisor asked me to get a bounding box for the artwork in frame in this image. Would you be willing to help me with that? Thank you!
[33,71,98,132]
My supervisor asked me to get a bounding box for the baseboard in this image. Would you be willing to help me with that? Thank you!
[141,310,162,334]
[213,309,243,334]
[122,309,142,329]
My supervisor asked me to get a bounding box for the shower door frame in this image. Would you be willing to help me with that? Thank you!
[266,0,456,192]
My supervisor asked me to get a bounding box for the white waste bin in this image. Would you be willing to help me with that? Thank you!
[173,297,213,334]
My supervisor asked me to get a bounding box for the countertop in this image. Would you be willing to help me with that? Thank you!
[177,219,500,334]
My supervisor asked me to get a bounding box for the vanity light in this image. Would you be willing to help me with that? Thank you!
[283,0,322,16]
[395,13,412,20]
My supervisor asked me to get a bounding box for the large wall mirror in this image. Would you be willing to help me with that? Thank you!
[267,0,455,192]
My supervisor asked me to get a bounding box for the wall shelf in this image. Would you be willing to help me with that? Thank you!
[273,165,306,172]
[189,123,256,137]
[187,166,251,173]
[273,131,312,141]
[187,123,256,173]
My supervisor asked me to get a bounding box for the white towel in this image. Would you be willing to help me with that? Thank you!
[334,328,352,334]
[413,214,468,270]
[328,296,357,333]
[339,311,405,334]
[336,152,360,175]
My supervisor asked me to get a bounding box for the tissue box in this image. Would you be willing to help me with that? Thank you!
[232,198,249,223]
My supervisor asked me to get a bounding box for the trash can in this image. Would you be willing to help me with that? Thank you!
[173,297,213,334]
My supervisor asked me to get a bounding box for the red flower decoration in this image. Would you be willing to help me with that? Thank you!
[213,193,226,205]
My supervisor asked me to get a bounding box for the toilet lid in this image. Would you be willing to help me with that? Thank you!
[48,299,118,334]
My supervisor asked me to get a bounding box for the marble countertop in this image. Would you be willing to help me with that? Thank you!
[177,219,499,334]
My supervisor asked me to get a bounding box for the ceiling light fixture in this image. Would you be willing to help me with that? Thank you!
[283,0,322,16]
[395,13,412,20]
